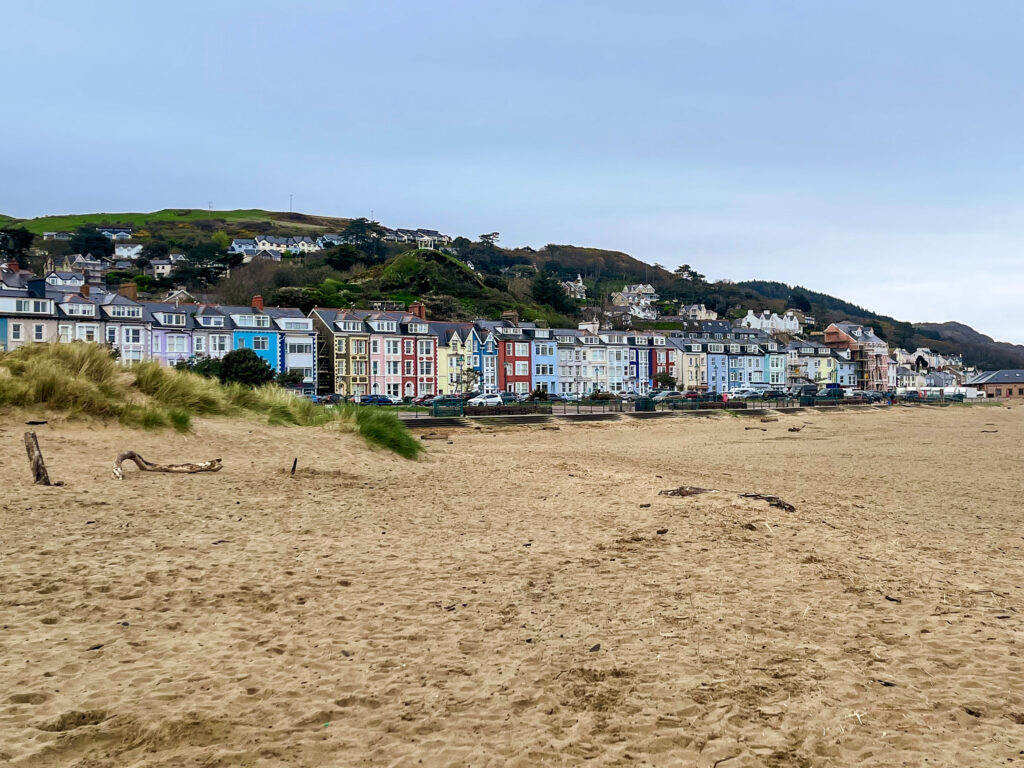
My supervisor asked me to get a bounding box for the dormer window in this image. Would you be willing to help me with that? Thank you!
[199,316,224,327]
[236,314,270,328]
[161,313,185,326]
[109,305,142,318]
[342,321,362,331]
[408,323,428,334]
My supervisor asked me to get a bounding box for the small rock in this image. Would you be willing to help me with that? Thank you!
[589,643,601,652]
[656,528,668,535]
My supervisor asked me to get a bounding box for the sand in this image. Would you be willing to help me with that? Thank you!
[1,405,1022,767]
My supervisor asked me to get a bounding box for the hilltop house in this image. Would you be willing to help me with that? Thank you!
[679,303,717,321]
[114,243,144,260]
[738,309,803,334]
[610,283,659,320]
[561,274,587,301]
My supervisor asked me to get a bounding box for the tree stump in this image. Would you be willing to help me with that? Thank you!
[112,451,223,480]
[24,432,52,486]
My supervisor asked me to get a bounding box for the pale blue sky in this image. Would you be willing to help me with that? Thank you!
[3,1,1023,340]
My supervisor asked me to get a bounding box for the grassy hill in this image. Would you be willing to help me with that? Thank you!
[6,208,351,237]
[5,208,1021,368]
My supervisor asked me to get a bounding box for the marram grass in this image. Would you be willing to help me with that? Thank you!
[0,343,421,458]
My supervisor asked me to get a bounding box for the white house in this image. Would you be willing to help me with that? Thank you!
[610,283,659,320]
[738,309,802,334]
[114,243,144,260]
[44,270,86,288]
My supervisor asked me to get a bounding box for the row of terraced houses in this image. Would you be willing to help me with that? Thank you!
[1,264,918,396]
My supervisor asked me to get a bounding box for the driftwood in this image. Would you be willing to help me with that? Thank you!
[738,493,796,513]
[659,485,796,512]
[112,451,223,480]
[788,426,804,432]
[24,432,53,485]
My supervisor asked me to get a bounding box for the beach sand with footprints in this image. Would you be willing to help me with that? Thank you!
[1,404,1022,766]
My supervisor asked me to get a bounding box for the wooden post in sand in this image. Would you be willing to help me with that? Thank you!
[24,431,52,486]
[111,451,223,480]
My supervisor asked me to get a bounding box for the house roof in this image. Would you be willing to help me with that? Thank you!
[969,369,1024,385]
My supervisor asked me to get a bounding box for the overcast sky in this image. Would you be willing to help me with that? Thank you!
[3,1,1022,341]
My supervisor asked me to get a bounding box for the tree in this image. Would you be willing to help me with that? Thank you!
[0,227,34,266]
[654,371,677,389]
[140,239,170,263]
[175,355,222,379]
[69,226,113,259]
[322,244,363,272]
[479,232,500,247]
[211,231,230,251]
[217,348,276,387]
[170,241,233,287]
[674,264,705,283]
[341,218,386,261]
[789,289,812,313]
[531,270,575,314]
[276,369,304,388]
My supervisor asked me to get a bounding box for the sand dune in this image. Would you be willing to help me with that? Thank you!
[1,405,1023,766]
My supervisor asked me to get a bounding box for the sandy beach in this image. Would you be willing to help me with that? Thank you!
[1,404,1022,767]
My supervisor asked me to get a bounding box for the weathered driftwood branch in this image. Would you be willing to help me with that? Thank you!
[24,431,52,485]
[112,451,223,480]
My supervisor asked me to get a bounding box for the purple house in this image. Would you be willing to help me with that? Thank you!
[145,303,195,366]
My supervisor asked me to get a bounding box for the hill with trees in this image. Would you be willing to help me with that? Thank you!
[2,209,1021,368]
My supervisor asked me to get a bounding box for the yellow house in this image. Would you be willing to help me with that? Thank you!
[669,338,707,391]
[430,322,476,395]
[310,309,371,396]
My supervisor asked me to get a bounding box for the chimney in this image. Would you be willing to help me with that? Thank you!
[408,300,426,321]
[118,282,138,301]
[252,295,264,311]
[500,309,519,325]
[80,284,90,297]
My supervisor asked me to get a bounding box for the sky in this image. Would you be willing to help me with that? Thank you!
[2,1,1023,340]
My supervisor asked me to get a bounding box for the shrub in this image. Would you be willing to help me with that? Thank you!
[218,348,276,387]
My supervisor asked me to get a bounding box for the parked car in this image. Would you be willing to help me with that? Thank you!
[760,389,787,400]
[729,388,761,400]
[357,394,393,405]
[652,390,684,402]
[788,384,819,398]
[459,391,482,402]
[544,392,569,402]
[814,388,845,400]
[683,390,705,399]
[430,395,463,406]
[617,390,642,401]
[467,393,505,406]
[411,394,435,406]
[317,393,344,405]
[384,394,404,404]
[902,391,922,402]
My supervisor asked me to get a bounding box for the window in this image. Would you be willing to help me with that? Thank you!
[123,328,142,344]
[417,340,432,356]
[386,339,400,355]
[235,315,269,328]
[168,336,187,354]
[162,314,185,326]
[352,340,367,355]
[335,338,346,353]
[109,305,142,318]
[372,361,379,375]
[33,324,45,341]
[352,361,367,376]
[371,339,380,354]
[15,299,49,313]
[337,360,347,375]
[64,303,94,316]
[11,323,22,341]
[515,361,528,376]
[418,360,433,376]
[199,316,224,327]
[59,324,73,342]
[404,360,414,375]
[194,336,206,354]
[288,367,313,380]
[252,336,269,351]
[282,321,309,330]
[77,325,97,342]
[514,342,529,357]
[287,341,312,355]
[387,361,400,375]
[211,335,229,353]
[404,339,414,355]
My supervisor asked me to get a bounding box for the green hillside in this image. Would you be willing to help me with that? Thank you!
[4,208,1020,368]
[8,208,351,236]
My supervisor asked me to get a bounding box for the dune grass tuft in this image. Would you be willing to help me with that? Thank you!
[0,342,421,458]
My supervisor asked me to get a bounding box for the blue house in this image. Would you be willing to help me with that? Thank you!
[528,328,558,394]
[224,303,281,371]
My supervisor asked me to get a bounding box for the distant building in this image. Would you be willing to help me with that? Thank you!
[738,309,802,334]
[969,370,1024,398]
[610,283,659,320]
[561,274,586,300]
[679,303,717,321]
[823,322,889,391]
[114,243,144,260]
